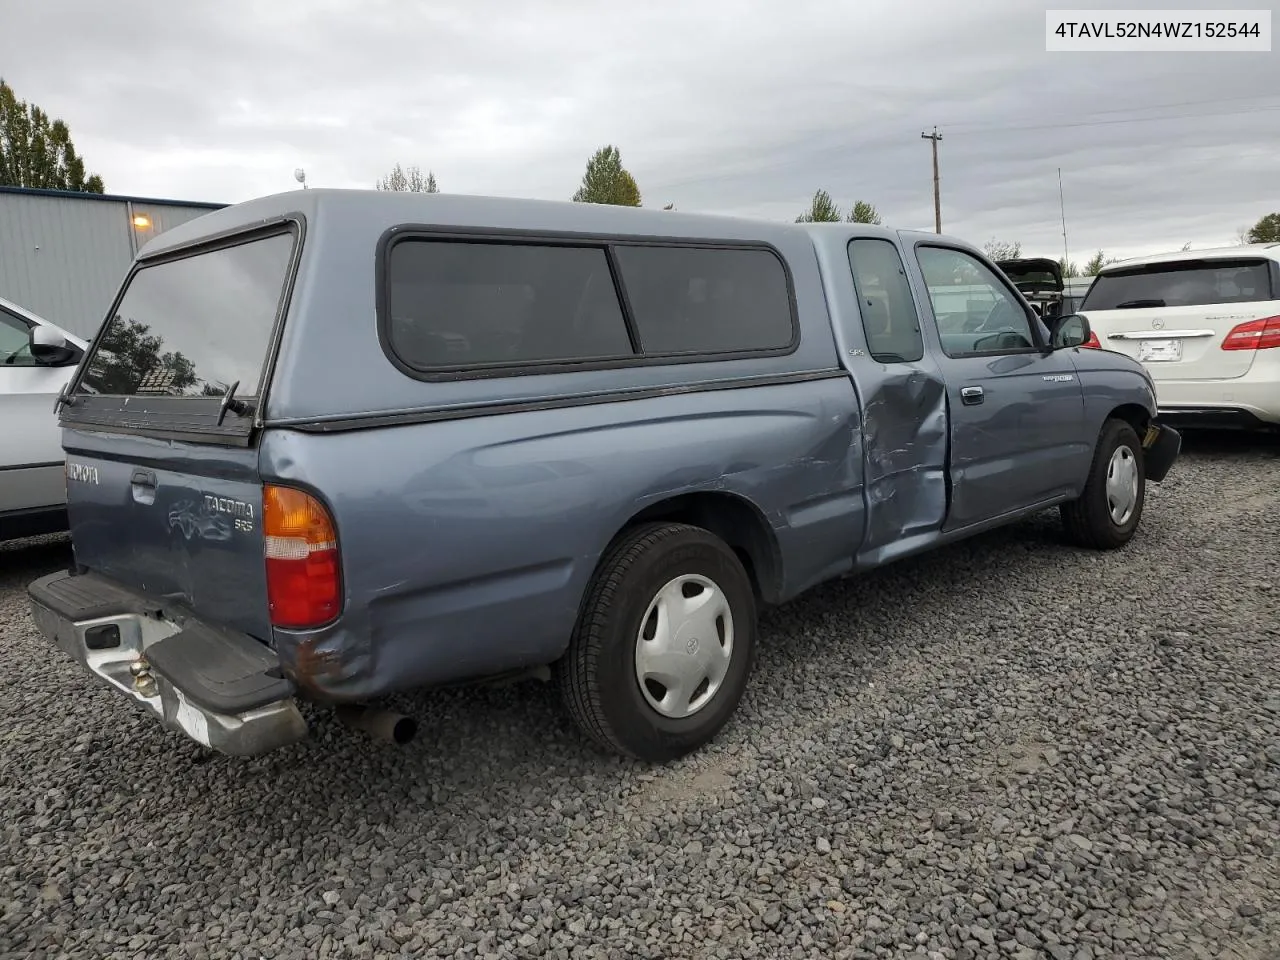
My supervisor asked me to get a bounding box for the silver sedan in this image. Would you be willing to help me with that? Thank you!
[0,295,87,540]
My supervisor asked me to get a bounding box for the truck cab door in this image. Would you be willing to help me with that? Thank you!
[907,242,1090,530]
[829,236,950,564]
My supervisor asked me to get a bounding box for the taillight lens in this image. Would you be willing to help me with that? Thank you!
[1221,315,1280,351]
[1081,331,1101,349]
[263,485,342,629]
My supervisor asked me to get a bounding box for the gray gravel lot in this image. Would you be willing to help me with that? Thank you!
[2,434,1278,960]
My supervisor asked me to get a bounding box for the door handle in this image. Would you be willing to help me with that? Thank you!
[960,385,985,405]
[130,469,157,505]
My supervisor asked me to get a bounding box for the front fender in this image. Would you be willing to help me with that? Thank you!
[1073,349,1158,435]
[1072,349,1180,482]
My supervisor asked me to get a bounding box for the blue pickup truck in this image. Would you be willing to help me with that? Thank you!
[28,189,1180,763]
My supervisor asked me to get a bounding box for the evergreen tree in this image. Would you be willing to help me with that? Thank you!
[571,145,641,206]
[0,78,104,192]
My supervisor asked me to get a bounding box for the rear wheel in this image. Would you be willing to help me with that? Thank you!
[557,522,757,762]
[1060,418,1146,549]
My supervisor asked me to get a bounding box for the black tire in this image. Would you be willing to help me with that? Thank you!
[557,522,758,762]
[1060,418,1146,550]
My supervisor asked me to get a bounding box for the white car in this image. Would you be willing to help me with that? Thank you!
[0,296,88,540]
[1078,243,1280,432]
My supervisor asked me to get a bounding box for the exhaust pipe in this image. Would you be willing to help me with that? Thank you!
[336,705,418,745]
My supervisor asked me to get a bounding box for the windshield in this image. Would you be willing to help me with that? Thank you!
[77,230,295,398]
[1081,259,1273,311]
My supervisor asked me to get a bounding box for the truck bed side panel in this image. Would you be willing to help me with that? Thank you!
[260,375,863,700]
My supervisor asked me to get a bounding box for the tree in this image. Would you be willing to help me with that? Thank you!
[795,189,842,223]
[0,78,104,192]
[1058,258,1081,278]
[90,317,197,395]
[376,162,438,193]
[1245,212,1280,244]
[1083,249,1118,276]
[983,238,1022,261]
[571,145,641,206]
[846,200,882,225]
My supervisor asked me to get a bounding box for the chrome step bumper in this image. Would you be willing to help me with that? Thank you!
[28,570,307,756]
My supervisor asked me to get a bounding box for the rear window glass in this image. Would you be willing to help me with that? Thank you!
[78,231,294,397]
[612,246,795,355]
[386,240,634,369]
[1081,259,1274,310]
[1000,264,1059,288]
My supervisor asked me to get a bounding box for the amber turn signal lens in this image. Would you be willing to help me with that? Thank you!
[262,485,341,629]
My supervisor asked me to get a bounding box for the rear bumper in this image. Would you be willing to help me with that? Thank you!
[1153,368,1280,429]
[1156,406,1280,432]
[1142,422,1181,484]
[0,504,69,542]
[27,570,307,757]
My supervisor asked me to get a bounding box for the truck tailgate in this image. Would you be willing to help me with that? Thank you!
[64,431,272,640]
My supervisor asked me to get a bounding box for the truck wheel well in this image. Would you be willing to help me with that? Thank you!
[1108,403,1151,437]
[621,492,783,605]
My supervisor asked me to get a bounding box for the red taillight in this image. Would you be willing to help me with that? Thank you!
[1221,315,1280,351]
[1081,331,1101,349]
[263,485,341,629]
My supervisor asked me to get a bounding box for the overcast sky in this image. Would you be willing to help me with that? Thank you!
[2,0,1274,263]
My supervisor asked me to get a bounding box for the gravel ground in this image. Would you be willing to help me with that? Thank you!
[2,433,1278,960]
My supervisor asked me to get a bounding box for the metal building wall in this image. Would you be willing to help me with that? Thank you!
[0,188,224,340]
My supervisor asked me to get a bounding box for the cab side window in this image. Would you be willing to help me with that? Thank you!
[915,246,1038,357]
[847,238,924,363]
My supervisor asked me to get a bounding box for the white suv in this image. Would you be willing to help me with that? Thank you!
[1,296,87,540]
[1078,243,1280,432]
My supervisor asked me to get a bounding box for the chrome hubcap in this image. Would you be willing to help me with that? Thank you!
[634,574,734,719]
[1105,445,1139,525]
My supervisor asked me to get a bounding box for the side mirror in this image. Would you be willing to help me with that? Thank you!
[1048,313,1091,349]
[29,324,79,365]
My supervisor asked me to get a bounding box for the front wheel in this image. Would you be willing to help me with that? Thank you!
[1060,418,1146,550]
[557,522,758,762]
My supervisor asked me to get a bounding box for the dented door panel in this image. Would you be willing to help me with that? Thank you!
[851,354,950,556]
[817,234,950,563]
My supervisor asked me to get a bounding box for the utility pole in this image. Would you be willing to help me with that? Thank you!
[921,126,942,234]
[1058,167,1070,269]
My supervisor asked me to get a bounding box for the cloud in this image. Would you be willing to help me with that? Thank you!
[2,0,1275,260]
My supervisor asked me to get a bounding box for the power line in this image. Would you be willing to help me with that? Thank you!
[946,92,1280,130]
[948,103,1280,136]
[645,104,1279,193]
